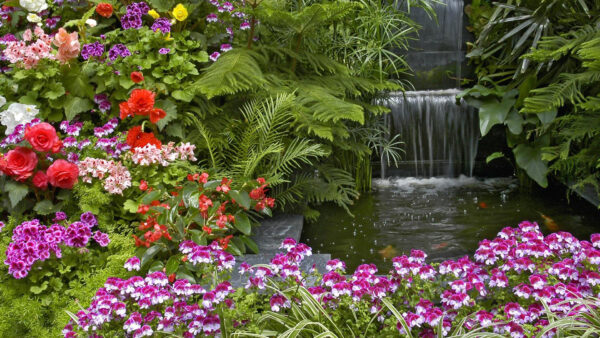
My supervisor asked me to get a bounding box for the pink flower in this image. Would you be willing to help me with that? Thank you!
[124,257,141,271]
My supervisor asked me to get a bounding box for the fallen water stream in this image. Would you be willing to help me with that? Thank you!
[301,176,600,272]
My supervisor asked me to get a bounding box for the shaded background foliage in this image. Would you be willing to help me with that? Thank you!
[462,0,600,203]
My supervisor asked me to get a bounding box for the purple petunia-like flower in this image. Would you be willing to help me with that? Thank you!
[151,18,171,34]
[108,44,131,61]
[45,16,61,29]
[81,42,104,60]
[93,231,110,247]
[158,48,170,54]
[121,2,149,30]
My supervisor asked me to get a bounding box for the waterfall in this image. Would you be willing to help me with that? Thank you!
[402,0,467,89]
[381,90,479,177]
[378,1,477,178]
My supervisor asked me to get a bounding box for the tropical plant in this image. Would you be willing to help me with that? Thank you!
[462,0,600,203]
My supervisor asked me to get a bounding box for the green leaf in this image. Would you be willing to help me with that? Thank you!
[486,152,505,163]
[226,241,243,256]
[166,123,184,139]
[234,212,252,235]
[190,230,207,245]
[141,245,163,267]
[42,83,65,100]
[5,181,29,207]
[513,143,548,187]
[176,266,196,283]
[148,261,164,272]
[505,109,524,135]
[229,190,251,209]
[165,255,180,275]
[119,77,134,90]
[204,180,220,189]
[64,97,93,120]
[479,96,516,136]
[33,200,57,215]
[123,199,139,213]
[142,190,162,204]
[171,90,195,102]
[30,281,49,295]
[241,236,259,254]
[537,109,557,125]
[231,237,246,254]
[182,182,199,208]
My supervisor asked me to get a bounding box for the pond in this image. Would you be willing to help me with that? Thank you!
[301,176,600,272]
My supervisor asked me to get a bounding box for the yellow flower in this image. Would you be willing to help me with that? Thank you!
[148,9,160,19]
[172,3,188,21]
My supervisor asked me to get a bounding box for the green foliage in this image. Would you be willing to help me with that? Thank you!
[463,0,600,203]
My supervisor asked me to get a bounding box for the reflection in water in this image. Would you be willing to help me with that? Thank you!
[301,176,600,272]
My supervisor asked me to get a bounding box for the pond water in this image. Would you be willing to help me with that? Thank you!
[301,176,600,272]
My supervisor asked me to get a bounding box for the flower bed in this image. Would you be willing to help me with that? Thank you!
[63,221,600,337]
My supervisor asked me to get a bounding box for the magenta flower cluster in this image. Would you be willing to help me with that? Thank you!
[238,222,600,337]
[4,212,109,279]
[65,241,237,337]
[94,94,113,113]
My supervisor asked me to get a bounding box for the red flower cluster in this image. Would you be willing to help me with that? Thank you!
[119,89,166,124]
[95,3,113,17]
[215,177,231,193]
[126,126,162,149]
[130,71,144,84]
[134,217,172,247]
[0,123,78,189]
[187,172,209,184]
[249,177,275,211]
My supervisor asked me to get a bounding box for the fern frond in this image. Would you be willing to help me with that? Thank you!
[195,49,266,99]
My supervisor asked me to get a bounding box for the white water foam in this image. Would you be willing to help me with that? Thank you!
[373,175,518,195]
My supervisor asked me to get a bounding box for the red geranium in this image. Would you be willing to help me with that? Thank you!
[46,159,79,189]
[130,71,144,83]
[96,3,113,18]
[32,171,49,190]
[119,101,133,120]
[0,146,38,181]
[126,126,162,149]
[25,122,62,153]
[127,89,155,115]
[149,108,166,123]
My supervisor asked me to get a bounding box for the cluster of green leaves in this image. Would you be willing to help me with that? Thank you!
[462,0,600,203]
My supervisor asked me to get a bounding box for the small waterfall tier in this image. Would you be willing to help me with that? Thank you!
[382,89,479,177]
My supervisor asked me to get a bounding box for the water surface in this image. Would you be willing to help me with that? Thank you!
[301,176,600,272]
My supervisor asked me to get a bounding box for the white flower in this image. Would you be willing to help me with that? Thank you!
[85,19,97,27]
[0,96,6,108]
[19,0,48,13]
[26,13,41,23]
[0,103,39,135]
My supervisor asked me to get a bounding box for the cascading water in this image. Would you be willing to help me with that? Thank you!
[379,0,477,178]
[381,90,479,177]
